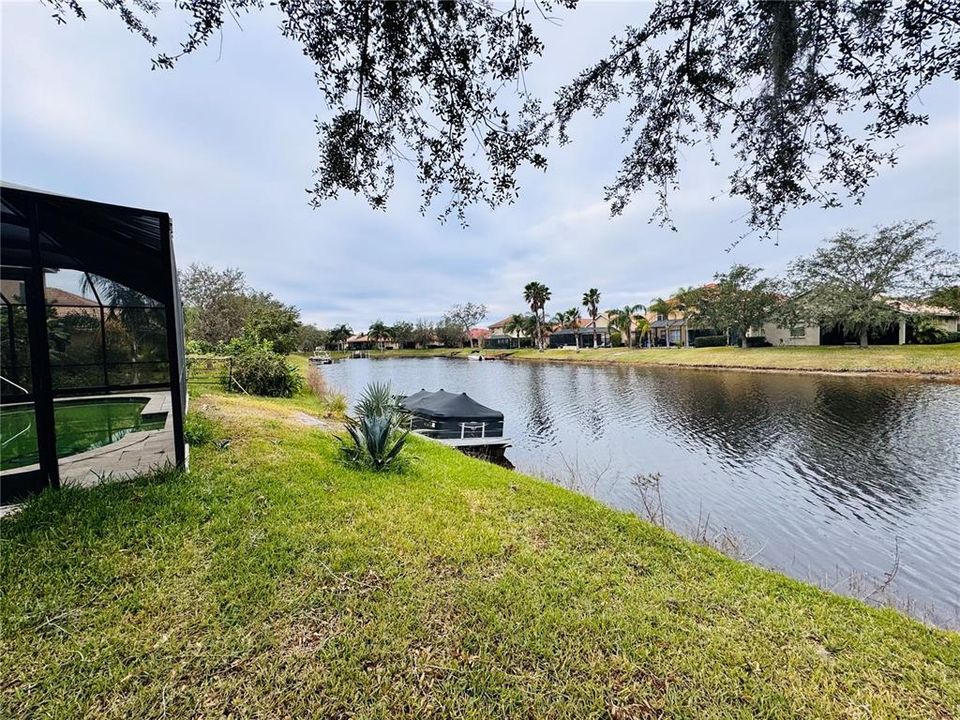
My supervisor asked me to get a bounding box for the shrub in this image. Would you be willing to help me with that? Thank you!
[306,364,329,398]
[231,339,303,397]
[913,317,960,344]
[745,336,772,348]
[338,382,409,471]
[183,412,215,446]
[916,329,960,345]
[694,335,727,348]
[327,394,348,417]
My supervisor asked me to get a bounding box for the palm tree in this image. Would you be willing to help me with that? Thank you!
[503,313,528,349]
[582,288,601,348]
[330,324,352,351]
[635,317,651,348]
[672,286,697,347]
[648,297,673,347]
[523,281,551,351]
[563,307,582,349]
[368,319,388,351]
[609,304,644,348]
[550,309,580,349]
[80,273,161,383]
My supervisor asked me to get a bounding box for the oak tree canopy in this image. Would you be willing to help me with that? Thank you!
[48,1,960,234]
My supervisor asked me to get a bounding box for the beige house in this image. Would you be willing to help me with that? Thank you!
[642,306,689,346]
[751,300,958,346]
[893,301,959,338]
[487,315,532,349]
[748,322,821,346]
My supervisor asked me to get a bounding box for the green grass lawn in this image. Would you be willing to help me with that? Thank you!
[2,390,958,718]
[360,343,960,376]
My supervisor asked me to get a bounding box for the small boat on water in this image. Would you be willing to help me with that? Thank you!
[308,348,333,364]
[468,352,484,361]
[401,389,510,466]
[401,389,504,439]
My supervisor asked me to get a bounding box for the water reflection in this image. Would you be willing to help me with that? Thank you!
[322,357,960,622]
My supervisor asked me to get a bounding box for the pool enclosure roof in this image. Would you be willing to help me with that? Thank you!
[401,389,503,421]
[1,182,174,302]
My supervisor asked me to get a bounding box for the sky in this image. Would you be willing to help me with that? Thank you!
[2,2,958,331]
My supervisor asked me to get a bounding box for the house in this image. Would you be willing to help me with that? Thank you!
[891,300,959,342]
[487,313,612,349]
[346,334,398,351]
[486,315,534,349]
[750,299,958,346]
[643,305,688,347]
[642,303,720,347]
[467,327,491,349]
[547,315,612,348]
[1,279,100,318]
[747,322,821,346]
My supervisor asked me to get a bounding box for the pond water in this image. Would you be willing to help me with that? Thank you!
[321,357,960,625]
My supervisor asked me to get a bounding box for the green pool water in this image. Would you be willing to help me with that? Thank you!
[1,399,166,471]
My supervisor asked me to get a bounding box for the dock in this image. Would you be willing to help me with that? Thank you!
[415,432,513,468]
[436,436,512,450]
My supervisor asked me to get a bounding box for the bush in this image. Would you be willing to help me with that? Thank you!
[913,318,960,344]
[745,336,772,348]
[231,340,303,397]
[917,329,960,345]
[694,335,727,348]
[183,412,215,446]
[306,364,329,398]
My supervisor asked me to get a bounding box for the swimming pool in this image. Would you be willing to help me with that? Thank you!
[1,398,166,470]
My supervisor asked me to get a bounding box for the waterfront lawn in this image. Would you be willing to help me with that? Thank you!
[370,343,960,375]
[2,392,958,718]
[511,343,960,374]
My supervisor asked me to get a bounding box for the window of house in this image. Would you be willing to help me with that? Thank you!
[657,313,666,321]
[790,326,806,338]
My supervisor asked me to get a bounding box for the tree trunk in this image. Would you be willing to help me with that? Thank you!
[592,318,598,349]
[859,327,869,348]
[741,336,748,349]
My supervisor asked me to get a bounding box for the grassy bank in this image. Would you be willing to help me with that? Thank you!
[2,391,958,718]
[351,343,960,376]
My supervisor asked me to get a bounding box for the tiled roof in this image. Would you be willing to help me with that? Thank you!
[46,287,98,306]
[891,300,958,317]
[488,315,515,329]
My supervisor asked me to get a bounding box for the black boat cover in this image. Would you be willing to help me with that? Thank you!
[401,389,503,420]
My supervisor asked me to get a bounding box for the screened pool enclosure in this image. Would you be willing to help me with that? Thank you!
[1,183,186,504]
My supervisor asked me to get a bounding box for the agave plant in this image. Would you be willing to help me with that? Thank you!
[353,382,406,428]
[338,382,410,470]
[339,415,409,471]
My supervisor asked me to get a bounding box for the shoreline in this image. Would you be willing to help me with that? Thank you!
[326,345,960,383]
[498,353,960,383]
